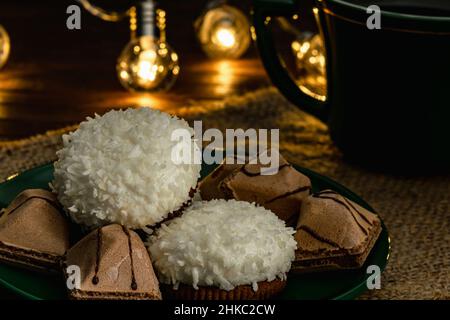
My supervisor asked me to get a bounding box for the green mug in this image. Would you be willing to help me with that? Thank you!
[253,0,450,172]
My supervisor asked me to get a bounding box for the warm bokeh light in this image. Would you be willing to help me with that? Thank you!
[0,25,10,69]
[116,36,179,92]
[291,34,327,101]
[195,4,251,59]
[117,95,174,112]
[213,60,235,95]
[215,28,236,48]
[136,50,159,82]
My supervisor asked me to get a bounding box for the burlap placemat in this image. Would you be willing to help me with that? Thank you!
[0,87,448,300]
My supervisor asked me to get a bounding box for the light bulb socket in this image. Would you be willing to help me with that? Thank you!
[130,0,160,38]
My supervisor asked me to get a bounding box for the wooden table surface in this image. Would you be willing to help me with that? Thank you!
[0,0,270,140]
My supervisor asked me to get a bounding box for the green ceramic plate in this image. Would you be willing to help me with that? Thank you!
[0,163,390,300]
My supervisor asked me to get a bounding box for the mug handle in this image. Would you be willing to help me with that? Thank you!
[253,0,329,122]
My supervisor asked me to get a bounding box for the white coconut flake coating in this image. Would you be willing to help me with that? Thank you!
[147,199,297,291]
[51,108,201,229]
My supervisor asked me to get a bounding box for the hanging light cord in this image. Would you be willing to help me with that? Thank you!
[76,0,131,22]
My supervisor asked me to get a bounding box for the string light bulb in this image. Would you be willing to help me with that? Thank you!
[195,1,251,59]
[0,25,10,69]
[117,1,179,92]
[78,0,179,92]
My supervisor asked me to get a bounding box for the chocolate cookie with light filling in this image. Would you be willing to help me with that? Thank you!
[0,189,70,273]
[200,152,311,226]
[292,190,382,273]
[63,224,161,300]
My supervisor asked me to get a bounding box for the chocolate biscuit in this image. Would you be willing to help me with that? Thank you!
[63,224,161,300]
[292,190,382,273]
[0,189,70,273]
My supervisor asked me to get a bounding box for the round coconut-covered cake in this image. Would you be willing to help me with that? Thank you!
[147,199,297,292]
[52,108,201,229]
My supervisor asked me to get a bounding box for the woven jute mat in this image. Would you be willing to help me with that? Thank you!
[0,87,448,300]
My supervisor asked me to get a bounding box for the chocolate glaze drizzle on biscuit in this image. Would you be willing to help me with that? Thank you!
[92,226,138,290]
[265,185,311,204]
[312,190,371,235]
[92,228,102,285]
[240,163,291,177]
[121,226,138,291]
[297,225,341,248]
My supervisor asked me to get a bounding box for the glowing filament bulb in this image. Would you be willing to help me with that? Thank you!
[215,28,236,48]
[116,2,179,92]
[117,36,179,92]
[136,50,158,82]
[137,60,157,82]
[195,4,250,59]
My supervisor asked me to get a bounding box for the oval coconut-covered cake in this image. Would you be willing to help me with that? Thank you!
[52,108,201,229]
